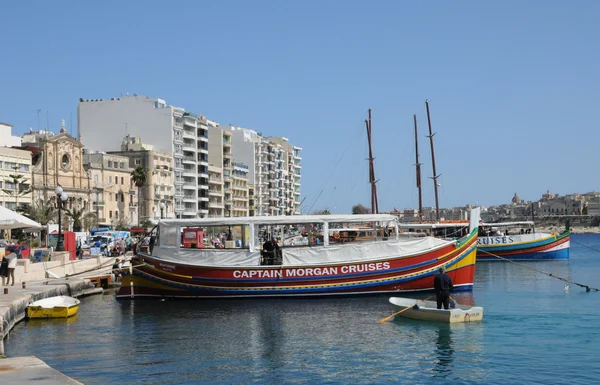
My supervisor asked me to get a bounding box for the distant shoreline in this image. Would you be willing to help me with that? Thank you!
[536,226,600,234]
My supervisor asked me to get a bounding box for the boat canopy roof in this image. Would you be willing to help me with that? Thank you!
[481,221,534,227]
[397,222,468,229]
[159,214,398,228]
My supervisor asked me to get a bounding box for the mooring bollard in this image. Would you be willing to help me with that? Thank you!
[22,281,26,289]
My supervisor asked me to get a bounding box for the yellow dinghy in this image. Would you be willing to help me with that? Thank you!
[27,296,80,319]
[389,297,483,323]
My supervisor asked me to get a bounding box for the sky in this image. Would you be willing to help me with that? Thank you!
[1,0,599,214]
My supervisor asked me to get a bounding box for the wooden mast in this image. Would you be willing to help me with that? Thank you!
[413,114,423,219]
[425,100,440,221]
[365,109,379,214]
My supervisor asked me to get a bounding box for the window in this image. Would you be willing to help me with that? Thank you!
[108,160,113,168]
[0,162,2,168]
[61,154,70,170]
[108,176,112,183]
[120,162,124,169]
[5,162,16,170]
[109,193,113,201]
[94,175,99,182]
[109,211,112,218]
[0,181,2,188]
[121,177,124,184]
[4,182,15,190]
[19,164,29,172]
[135,159,141,165]
[116,175,119,184]
[115,211,119,219]
[5,202,16,210]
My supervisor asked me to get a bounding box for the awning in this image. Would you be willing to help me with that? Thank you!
[0,205,43,230]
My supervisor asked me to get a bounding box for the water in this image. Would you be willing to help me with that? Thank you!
[5,234,600,385]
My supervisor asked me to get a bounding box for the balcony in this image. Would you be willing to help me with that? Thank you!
[183,130,195,139]
[183,195,196,202]
[184,117,196,126]
[208,189,222,196]
[183,156,196,164]
[183,184,196,191]
[183,169,196,177]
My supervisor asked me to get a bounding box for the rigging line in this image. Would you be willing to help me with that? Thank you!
[570,239,600,254]
[477,249,598,292]
[306,188,324,214]
[313,120,366,201]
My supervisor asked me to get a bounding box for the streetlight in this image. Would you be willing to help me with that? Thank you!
[55,186,68,251]
[160,201,166,219]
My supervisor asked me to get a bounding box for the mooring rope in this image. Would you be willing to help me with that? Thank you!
[570,239,600,254]
[478,249,598,292]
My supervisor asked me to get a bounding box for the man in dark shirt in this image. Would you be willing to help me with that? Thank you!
[262,237,280,265]
[433,266,454,309]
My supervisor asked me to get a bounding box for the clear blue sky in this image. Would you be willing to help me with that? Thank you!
[2,1,599,214]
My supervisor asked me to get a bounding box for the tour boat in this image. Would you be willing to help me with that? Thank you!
[388,296,484,323]
[117,208,481,299]
[476,221,570,261]
[27,296,80,319]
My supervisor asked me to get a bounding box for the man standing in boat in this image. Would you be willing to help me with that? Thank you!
[433,266,453,310]
[262,237,280,265]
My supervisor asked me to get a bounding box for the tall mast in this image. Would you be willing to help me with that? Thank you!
[425,100,440,221]
[413,114,423,219]
[365,109,379,214]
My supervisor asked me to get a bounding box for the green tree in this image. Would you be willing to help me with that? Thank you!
[65,208,86,232]
[352,204,371,214]
[2,167,31,210]
[140,219,154,229]
[130,166,148,224]
[83,212,98,231]
[114,217,130,231]
[312,209,331,215]
[18,199,56,246]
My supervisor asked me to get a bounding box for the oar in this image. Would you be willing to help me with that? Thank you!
[379,295,434,323]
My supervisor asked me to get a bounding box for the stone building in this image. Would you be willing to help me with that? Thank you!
[24,127,92,217]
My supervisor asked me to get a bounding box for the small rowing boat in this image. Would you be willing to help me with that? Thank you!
[389,297,484,323]
[27,296,80,319]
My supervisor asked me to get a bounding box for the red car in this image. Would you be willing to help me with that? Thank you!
[6,244,31,259]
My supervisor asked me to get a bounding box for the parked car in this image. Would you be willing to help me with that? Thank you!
[6,244,31,259]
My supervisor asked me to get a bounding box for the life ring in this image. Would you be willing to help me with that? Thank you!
[333,233,340,240]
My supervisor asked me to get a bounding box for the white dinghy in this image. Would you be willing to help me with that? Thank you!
[388,297,484,323]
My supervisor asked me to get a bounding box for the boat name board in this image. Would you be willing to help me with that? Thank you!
[478,236,514,245]
[233,261,392,279]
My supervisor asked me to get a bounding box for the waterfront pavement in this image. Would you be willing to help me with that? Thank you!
[0,256,126,384]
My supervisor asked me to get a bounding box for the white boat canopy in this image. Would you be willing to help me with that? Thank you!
[0,205,43,230]
[159,214,398,227]
[481,221,534,227]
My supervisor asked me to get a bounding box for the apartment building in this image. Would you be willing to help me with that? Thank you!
[108,136,175,222]
[231,162,249,216]
[83,152,138,227]
[0,147,32,210]
[0,122,22,147]
[207,165,224,217]
[78,95,210,219]
[208,125,234,216]
[228,126,301,216]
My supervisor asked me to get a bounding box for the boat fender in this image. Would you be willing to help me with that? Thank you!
[412,304,420,310]
[333,233,340,240]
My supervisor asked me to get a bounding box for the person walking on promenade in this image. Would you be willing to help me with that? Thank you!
[433,266,453,310]
[0,254,8,286]
[5,250,18,286]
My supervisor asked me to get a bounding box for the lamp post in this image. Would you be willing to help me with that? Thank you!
[160,201,166,219]
[55,186,68,251]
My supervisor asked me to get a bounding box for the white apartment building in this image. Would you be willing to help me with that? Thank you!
[0,122,22,147]
[229,126,301,216]
[78,95,210,219]
[0,147,32,210]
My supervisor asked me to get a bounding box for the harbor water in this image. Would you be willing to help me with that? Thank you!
[5,234,600,385]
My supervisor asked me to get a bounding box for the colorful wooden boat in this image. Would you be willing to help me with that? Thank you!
[476,222,570,261]
[389,297,484,323]
[27,296,80,319]
[117,209,481,299]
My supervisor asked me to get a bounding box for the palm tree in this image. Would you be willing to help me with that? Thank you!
[19,199,56,246]
[83,212,98,231]
[65,208,85,232]
[3,167,32,211]
[131,166,148,224]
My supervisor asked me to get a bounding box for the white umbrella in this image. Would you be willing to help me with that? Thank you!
[0,205,43,230]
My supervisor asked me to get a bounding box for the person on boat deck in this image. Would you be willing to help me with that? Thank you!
[433,266,453,310]
[112,258,123,281]
[262,237,280,265]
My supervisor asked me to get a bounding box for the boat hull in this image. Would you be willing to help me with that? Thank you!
[476,231,570,261]
[389,297,484,323]
[117,233,479,299]
[27,296,80,319]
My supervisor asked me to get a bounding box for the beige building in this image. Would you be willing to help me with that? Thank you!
[0,147,33,210]
[231,162,249,216]
[25,128,92,218]
[207,165,224,217]
[83,152,138,227]
[109,136,175,222]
